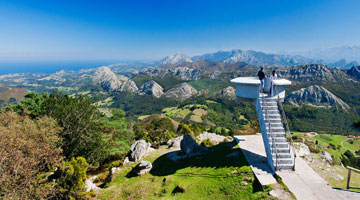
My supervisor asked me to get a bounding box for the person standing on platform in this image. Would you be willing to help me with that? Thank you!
[271,69,278,80]
[257,67,265,93]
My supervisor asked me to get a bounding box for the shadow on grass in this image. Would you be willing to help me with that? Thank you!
[150,140,249,177]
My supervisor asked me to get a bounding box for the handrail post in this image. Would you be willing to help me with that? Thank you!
[347,168,352,189]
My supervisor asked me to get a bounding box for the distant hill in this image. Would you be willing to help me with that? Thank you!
[0,85,29,106]
[291,45,360,64]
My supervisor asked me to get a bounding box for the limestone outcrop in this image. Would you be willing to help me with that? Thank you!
[137,80,164,98]
[93,66,138,92]
[164,83,198,100]
[285,85,350,110]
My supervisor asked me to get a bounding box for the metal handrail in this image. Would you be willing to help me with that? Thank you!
[273,81,296,170]
[261,96,278,170]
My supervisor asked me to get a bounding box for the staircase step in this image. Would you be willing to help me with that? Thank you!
[276,164,295,170]
[268,138,287,142]
[261,102,277,106]
[274,148,290,153]
[259,98,276,102]
[272,153,291,159]
[269,143,289,148]
[262,108,278,112]
[265,123,283,127]
[266,127,285,131]
[264,119,282,123]
[266,110,280,114]
[267,134,286,138]
[263,116,281,120]
[273,159,293,165]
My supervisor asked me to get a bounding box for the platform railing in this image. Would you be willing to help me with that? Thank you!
[273,81,296,170]
[262,99,278,170]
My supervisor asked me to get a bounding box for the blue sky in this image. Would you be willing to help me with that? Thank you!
[1,0,360,61]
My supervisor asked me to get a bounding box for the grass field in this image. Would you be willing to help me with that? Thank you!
[96,142,273,200]
[188,80,232,95]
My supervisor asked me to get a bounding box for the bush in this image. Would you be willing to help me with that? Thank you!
[201,139,215,147]
[0,111,63,199]
[57,157,89,193]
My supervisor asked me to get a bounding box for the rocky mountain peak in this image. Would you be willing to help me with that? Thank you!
[93,66,138,92]
[160,53,193,65]
[137,80,164,98]
[347,65,360,80]
[285,85,350,111]
[279,64,354,84]
[164,82,198,100]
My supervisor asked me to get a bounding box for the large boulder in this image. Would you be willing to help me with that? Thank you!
[180,134,205,155]
[196,132,233,145]
[321,151,333,164]
[85,176,101,192]
[298,143,310,157]
[131,161,152,176]
[129,140,151,162]
[167,136,183,148]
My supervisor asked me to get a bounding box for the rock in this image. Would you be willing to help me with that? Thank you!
[85,176,101,192]
[180,134,205,155]
[196,132,233,145]
[298,143,310,157]
[93,66,138,92]
[129,140,151,162]
[216,86,236,100]
[131,161,152,176]
[321,151,333,164]
[167,136,183,148]
[123,156,130,165]
[337,174,344,180]
[164,83,198,100]
[111,167,121,175]
[136,80,164,98]
[285,85,350,111]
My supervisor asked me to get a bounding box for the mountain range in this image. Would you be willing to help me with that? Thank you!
[160,47,359,69]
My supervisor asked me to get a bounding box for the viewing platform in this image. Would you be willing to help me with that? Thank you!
[231,76,295,172]
[230,77,291,102]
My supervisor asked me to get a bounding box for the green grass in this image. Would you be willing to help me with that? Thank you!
[294,133,360,161]
[96,142,272,200]
[188,80,232,95]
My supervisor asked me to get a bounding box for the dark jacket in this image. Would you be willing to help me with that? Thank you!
[257,70,265,80]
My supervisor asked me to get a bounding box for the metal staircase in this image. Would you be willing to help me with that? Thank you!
[256,95,295,171]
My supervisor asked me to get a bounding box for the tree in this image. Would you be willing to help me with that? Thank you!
[0,111,63,199]
[7,92,49,118]
[43,90,110,165]
[99,109,135,160]
[146,117,175,146]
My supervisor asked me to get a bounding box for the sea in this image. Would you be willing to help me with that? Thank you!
[0,60,124,75]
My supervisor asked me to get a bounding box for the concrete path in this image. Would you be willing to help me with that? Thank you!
[277,156,342,200]
[236,134,344,200]
[235,134,277,186]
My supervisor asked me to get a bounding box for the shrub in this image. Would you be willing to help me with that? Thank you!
[57,157,89,192]
[0,111,63,199]
[201,139,215,147]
